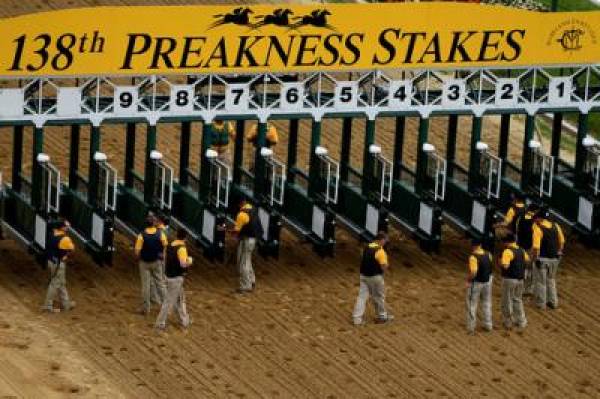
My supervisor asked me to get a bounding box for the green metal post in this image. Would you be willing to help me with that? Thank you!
[499,114,511,174]
[199,122,213,200]
[339,117,352,183]
[468,116,483,192]
[287,119,299,184]
[392,116,405,181]
[31,126,44,209]
[233,120,245,185]
[88,125,101,207]
[362,119,376,194]
[254,122,268,198]
[550,113,563,164]
[446,115,458,179]
[68,125,80,191]
[575,113,589,189]
[124,123,136,189]
[415,117,430,196]
[144,124,157,204]
[179,122,191,187]
[307,119,322,198]
[12,126,23,193]
[521,115,535,191]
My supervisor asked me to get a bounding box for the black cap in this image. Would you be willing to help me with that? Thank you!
[471,238,482,247]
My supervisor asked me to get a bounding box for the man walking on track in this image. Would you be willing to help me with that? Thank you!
[499,233,529,331]
[135,215,168,315]
[156,228,192,331]
[465,238,493,335]
[352,232,393,326]
[150,214,168,306]
[42,220,76,313]
[516,203,538,295]
[532,209,565,310]
[231,199,263,293]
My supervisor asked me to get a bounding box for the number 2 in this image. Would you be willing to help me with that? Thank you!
[500,83,514,100]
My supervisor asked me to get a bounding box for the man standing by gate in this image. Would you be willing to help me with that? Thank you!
[135,215,168,315]
[352,232,393,326]
[42,220,76,313]
[231,199,262,293]
[532,209,565,310]
[465,238,493,335]
[496,192,526,233]
[499,233,529,331]
[516,203,538,295]
[155,228,192,331]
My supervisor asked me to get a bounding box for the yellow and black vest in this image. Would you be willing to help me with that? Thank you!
[360,244,384,277]
[165,242,186,278]
[502,247,526,280]
[140,230,163,262]
[540,222,560,259]
[472,251,492,283]
[47,233,68,264]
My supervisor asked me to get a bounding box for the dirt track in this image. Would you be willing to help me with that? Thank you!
[0,1,599,398]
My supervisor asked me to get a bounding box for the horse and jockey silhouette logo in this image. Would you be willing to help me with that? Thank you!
[209,7,336,31]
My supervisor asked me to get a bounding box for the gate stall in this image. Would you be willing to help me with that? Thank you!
[1,146,61,263]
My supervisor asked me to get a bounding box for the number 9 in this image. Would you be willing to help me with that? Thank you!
[120,92,133,108]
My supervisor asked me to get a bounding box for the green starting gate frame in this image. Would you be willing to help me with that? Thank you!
[0,64,598,259]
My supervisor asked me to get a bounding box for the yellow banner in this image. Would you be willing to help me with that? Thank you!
[0,3,599,77]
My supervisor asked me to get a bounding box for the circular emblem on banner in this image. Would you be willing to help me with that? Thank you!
[547,19,597,52]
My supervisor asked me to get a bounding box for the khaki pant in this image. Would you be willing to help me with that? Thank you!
[44,261,73,311]
[534,258,560,309]
[237,238,256,291]
[501,278,527,329]
[149,260,165,305]
[352,274,387,324]
[155,276,190,329]
[523,261,534,295]
[466,278,493,333]
[139,260,166,313]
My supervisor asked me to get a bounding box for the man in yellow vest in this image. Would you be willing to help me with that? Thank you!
[210,119,236,162]
[155,228,192,330]
[135,215,168,315]
[352,232,393,326]
[532,209,565,310]
[515,203,538,295]
[231,199,263,293]
[495,192,526,233]
[150,213,169,306]
[465,238,493,335]
[42,220,76,313]
[499,233,529,331]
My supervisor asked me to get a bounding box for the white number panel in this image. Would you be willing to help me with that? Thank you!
[114,86,138,115]
[0,89,24,117]
[442,80,466,106]
[495,79,519,107]
[170,85,194,113]
[225,84,250,111]
[57,88,82,116]
[388,81,412,108]
[280,83,304,110]
[334,81,358,109]
[548,78,572,105]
